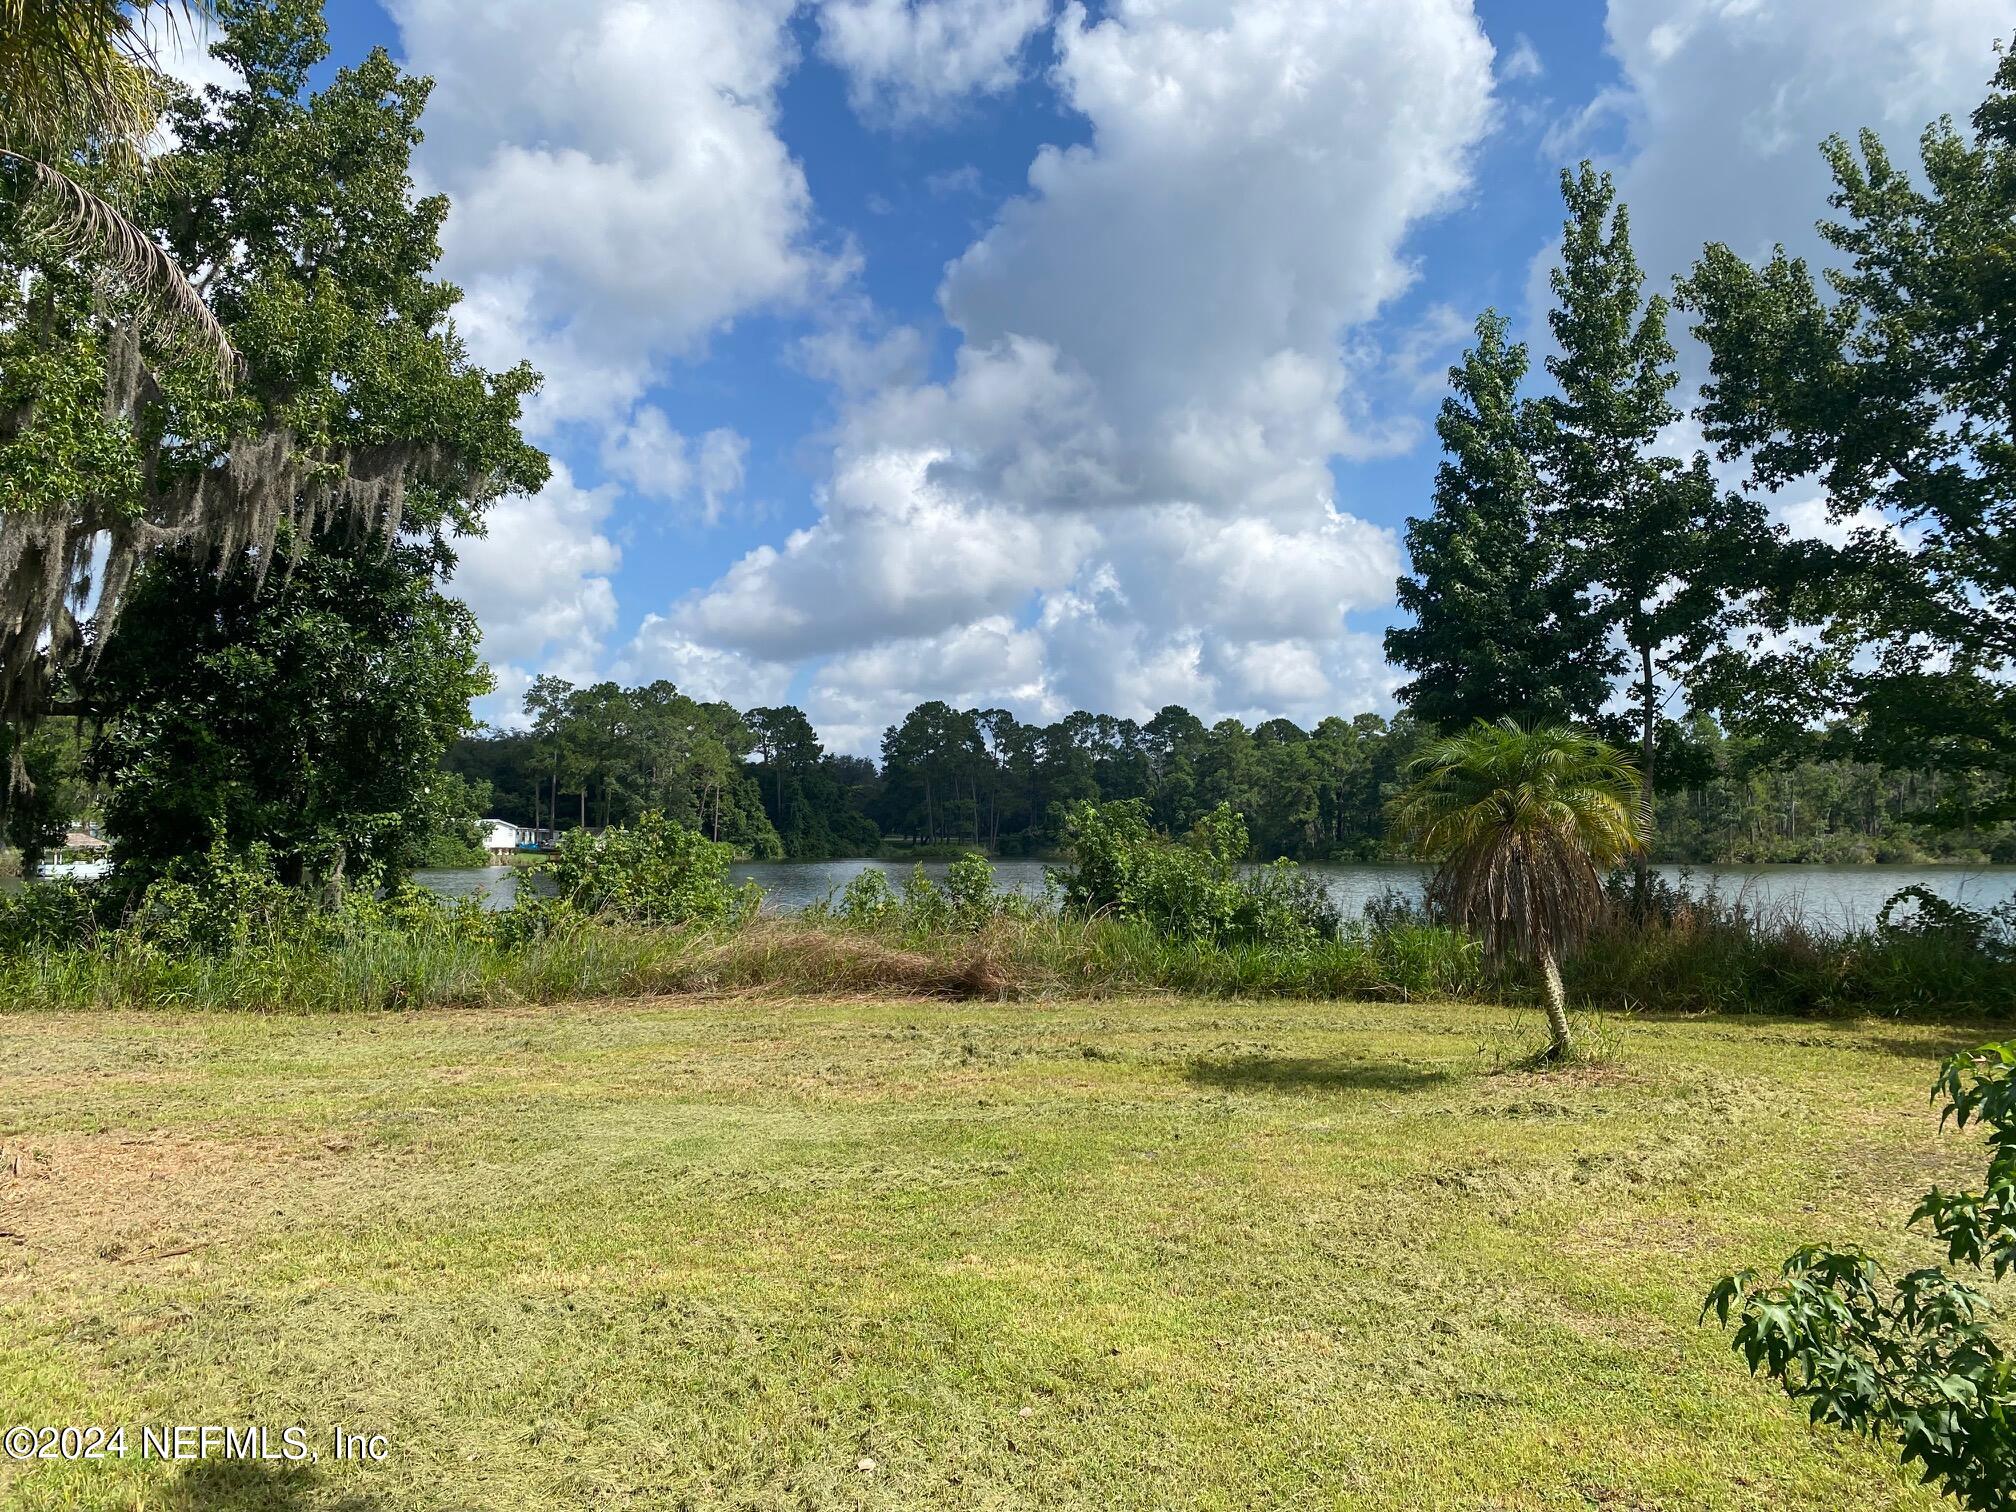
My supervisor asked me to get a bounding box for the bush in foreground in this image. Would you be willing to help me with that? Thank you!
[536,811,759,928]
[1705,1043,2016,1510]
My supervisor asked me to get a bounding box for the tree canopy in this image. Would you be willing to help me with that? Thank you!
[89,532,491,888]
[1681,40,2016,817]
[0,0,545,885]
[0,0,544,758]
[1387,309,1611,730]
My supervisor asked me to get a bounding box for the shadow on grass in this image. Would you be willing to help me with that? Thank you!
[1185,1056,1449,1094]
[163,1461,386,1511]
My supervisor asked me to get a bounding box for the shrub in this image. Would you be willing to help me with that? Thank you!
[899,866,952,933]
[945,852,998,930]
[1879,887,2015,960]
[540,813,758,927]
[1361,884,1429,933]
[1705,1043,2016,1510]
[1246,858,1343,948]
[834,869,899,927]
[1054,799,1339,949]
[126,843,312,955]
[333,877,493,948]
[0,876,106,952]
[819,855,1027,939]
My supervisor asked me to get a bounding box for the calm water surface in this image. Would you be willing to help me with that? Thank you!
[407,858,2016,933]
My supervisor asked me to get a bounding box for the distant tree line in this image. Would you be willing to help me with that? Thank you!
[444,683,2016,866]
[448,685,1423,861]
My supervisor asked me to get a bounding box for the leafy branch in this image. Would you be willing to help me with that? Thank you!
[1704,1044,2016,1510]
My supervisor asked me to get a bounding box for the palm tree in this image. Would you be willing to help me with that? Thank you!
[0,0,235,374]
[1390,720,1644,1061]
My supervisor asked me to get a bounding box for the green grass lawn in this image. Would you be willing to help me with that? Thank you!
[0,996,1999,1510]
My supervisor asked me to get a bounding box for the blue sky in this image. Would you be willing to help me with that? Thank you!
[171,0,2016,750]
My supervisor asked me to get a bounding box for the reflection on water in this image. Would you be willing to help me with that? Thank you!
[407,858,2016,934]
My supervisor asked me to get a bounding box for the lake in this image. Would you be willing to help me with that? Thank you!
[406,858,2016,934]
[12,856,2012,933]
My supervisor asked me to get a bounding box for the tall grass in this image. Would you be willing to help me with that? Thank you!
[1565,907,2016,1019]
[2,874,2009,1018]
[0,912,1493,1014]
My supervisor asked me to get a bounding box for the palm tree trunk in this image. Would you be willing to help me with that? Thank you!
[1540,948,1571,1062]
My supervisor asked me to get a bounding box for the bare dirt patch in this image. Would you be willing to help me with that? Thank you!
[0,1130,380,1281]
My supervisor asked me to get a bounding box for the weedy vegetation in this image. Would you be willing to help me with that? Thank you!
[1,802,2012,1020]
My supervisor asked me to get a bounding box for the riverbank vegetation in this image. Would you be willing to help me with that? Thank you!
[4,800,2011,1022]
[0,4,2007,1032]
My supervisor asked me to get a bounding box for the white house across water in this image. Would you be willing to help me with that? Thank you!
[479,819,550,858]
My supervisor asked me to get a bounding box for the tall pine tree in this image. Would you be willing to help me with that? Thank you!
[1387,311,1613,730]
[1541,164,1769,902]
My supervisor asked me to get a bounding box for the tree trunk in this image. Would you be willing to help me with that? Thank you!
[1635,641,1655,916]
[1539,949,1572,1062]
[319,845,348,911]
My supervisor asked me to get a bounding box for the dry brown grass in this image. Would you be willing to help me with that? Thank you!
[671,918,1020,1000]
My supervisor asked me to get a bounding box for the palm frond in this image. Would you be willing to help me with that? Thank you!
[2,148,236,381]
[1389,719,1645,965]
[0,1,209,152]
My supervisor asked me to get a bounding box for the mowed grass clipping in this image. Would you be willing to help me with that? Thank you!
[0,999,1999,1510]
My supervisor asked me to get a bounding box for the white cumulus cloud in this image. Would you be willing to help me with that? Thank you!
[600,408,750,525]
[816,0,1053,123]
[448,461,621,710]
[649,0,1497,742]
[1576,0,2016,284]
[385,0,837,693]
[388,0,835,430]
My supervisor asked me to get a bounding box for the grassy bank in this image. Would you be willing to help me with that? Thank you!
[2,906,2012,1019]
[0,995,1995,1509]
[0,913,1477,1014]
